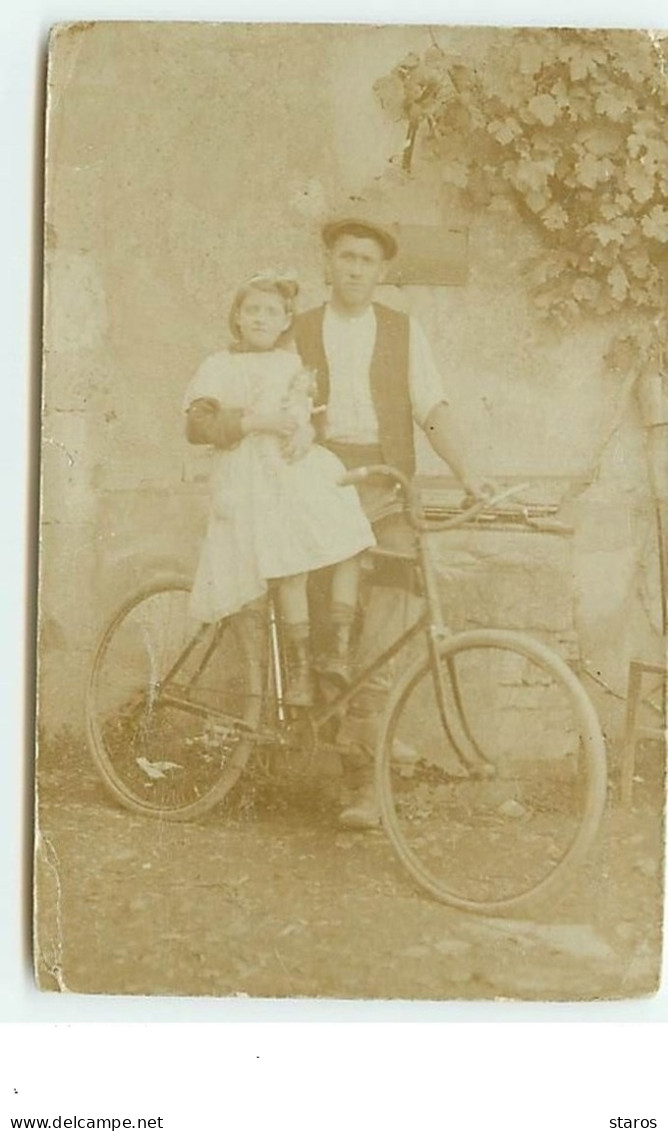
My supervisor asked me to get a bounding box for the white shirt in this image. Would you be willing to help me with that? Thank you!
[322,304,448,445]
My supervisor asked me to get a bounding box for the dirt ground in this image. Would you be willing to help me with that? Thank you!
[34,735,664,1002]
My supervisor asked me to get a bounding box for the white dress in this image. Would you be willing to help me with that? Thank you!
[184,348,375,624]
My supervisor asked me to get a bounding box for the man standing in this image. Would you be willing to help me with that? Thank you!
[293,218,493,829]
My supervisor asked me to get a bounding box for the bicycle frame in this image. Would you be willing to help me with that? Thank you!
[86,487,607,907]
[262,482,495,775]
[146,471,543,773]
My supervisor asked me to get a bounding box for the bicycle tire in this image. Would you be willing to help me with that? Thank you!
[377,629,607,915]
[86,575,263,820]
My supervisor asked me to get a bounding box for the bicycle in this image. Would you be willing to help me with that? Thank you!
[86,466,607,915]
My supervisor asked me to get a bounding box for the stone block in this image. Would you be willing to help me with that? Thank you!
[434,529,574,635]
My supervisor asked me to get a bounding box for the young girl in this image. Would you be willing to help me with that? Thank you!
[184,272,375,706]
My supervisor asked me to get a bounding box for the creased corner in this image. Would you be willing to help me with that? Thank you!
[34,829,70,992]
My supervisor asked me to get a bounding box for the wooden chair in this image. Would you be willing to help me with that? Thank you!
[620,660,667,807]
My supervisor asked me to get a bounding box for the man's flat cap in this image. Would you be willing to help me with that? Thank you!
[321,217,398,260]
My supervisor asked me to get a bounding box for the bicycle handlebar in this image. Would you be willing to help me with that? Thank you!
[419,482,534,533]
[339,464,571,535]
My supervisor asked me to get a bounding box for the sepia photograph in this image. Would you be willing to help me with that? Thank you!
[34,21,667,1001]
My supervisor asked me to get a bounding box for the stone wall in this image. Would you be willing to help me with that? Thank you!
[40,23,664,744]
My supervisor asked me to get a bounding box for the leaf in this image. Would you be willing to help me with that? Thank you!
[483,55,530,108]
[581,125,623,157]
[626,129,668,177]
[625,249,652,279]
[375,36,666,325]
[590,240,618,268]
[550,78,571,109]
[631,114,665,139]
[525,188,550,213]
[642,137,668,173]
[576,152,613,188]
[591,217,634,245]
[487,117,522,145]
[530,129,561,157]
[518,39,548,76]
[612,37,657,83]
[641,205,668,242]
[626,164,657,203]
[541,203,569,230]
[560,42,606,81]
[525,249,569,287]
[512,156,555,193]
[608,263,629,302]
[599,198,621,221]
[572,277,601,303]
[565,86,596,122]
[642,265,664,306]
[628,131,648,159]
[396,51,421,73]
[527,93,561,126]
[595,87,633,121]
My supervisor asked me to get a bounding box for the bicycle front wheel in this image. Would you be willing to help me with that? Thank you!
[378,629,607,915]
[86,576,263,820]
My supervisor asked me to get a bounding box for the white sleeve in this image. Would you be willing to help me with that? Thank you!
[408,317,449,427]
[182,352,230,411]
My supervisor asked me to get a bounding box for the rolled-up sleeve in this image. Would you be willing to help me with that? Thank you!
[185,399,244,448]
[408,317,449,428]
[183,352,244,450]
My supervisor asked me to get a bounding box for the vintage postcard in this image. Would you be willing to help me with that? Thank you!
[35,22,666,999]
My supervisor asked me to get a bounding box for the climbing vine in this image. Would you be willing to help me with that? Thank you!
[374,29,667,356]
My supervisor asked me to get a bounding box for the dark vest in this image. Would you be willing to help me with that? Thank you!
[292,303,415,477]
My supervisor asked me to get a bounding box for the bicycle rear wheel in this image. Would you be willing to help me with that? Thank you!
[378,629,607,914]
[86,576,263,820]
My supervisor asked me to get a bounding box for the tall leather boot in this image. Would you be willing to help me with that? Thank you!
[320,601,355,686]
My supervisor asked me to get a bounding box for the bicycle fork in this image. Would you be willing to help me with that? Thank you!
[418,531,495,777]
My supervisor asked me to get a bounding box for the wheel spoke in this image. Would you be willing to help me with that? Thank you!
[379,630,606,913]
[86,581,263,819]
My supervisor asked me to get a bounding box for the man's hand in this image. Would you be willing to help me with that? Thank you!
[460,477,499,507]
